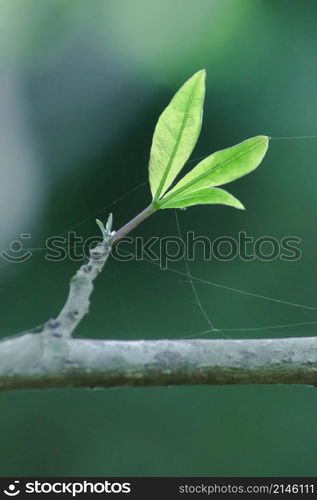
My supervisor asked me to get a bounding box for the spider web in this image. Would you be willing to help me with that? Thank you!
[1,135,317,339]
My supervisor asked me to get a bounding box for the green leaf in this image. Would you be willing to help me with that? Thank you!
[159,187,244,210]
[159,136,269,206]
[149,69,206,201]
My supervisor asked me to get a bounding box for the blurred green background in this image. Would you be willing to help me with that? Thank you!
[1,0,317,477]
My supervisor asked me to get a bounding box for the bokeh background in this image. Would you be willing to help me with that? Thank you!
[0,0,317,477]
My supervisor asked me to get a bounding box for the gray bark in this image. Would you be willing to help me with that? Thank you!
[47,216,112,338]
[0,333,316,391]
[1,213,316,392]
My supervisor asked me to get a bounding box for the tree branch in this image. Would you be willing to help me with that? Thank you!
[0,334,316,391]
[1,213,316,392]
[41,215,113,338]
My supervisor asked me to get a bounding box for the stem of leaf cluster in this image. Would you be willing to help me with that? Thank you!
[110,203,156,244]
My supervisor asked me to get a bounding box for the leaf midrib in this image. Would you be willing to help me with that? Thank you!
[154,76,202,201]
[159,138,264,207]
[164,189,219,203]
